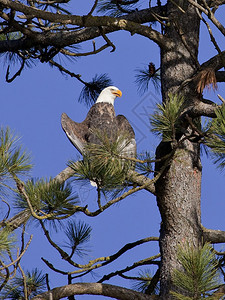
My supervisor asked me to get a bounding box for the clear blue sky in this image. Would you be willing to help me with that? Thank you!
[1,2,225,299]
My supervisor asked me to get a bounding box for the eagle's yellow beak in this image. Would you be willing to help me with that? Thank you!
[112,89,122,98]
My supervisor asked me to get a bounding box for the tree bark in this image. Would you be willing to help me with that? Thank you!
[156,3,202,298]
[32,283,156,300]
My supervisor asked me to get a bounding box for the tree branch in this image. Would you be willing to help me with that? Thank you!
[68,236,159,275]
[0,2,170,52]
[1,209,31,231]
[207,0,225,8]
[72,182,155,217]
[202,226,225,244]
[1,166,75,232]
[128,170,156,195]
[187,0,225,35]
[200,50,225,71]
[216,70,225,82]
[187,98,218,118]
[32,282,156,300]
[54,166,75,183]
[98,254,160,283]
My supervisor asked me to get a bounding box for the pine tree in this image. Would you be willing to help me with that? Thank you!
[0,1,225,299]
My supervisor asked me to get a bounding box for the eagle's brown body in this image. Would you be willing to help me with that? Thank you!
[61,87,136,161]
[61,102,136,157]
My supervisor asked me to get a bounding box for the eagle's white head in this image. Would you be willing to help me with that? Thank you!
[96,86,122,105]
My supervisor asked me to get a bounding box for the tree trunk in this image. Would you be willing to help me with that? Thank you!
[156,3,202,298]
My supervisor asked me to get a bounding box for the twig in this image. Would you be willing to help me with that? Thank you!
[0,234,33,271]
[97,186,103,211]
[218,94,225,104]
[185,114,205,138]
[68,274,75,300]
[87,0,98,16]
[150,11,168,27]
[0,265,10,291]
[60,43,109,57]
[69,236,159,276]
[99,27,116,52]
[18,263,28,300]
[195,6,225,68]
[6,59,25,83]
[168,0,186,13]
[39,220,80,268]
[145,268,160,295]
[98,254,160,283]
[1,199,10,222]
[46,273,51,291]
[49,60,87,85]
[187,0,225,36]
[42,236,159,278]
[41,258,68,275]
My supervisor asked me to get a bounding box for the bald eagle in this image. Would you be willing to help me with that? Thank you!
[61,86,136,168]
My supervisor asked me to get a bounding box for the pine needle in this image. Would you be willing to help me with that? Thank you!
[64,220,92,257]
[97,0,140,17]
[0,229,16,256]
[78,74,113,106]
[14,178,79,218]
[205,105,225,168]
[172,243,221,299]
[195,68,218,94]
[1,268,46,298]
[69,130,135,189]
[135,63,161,95]
[150,94,184,142]
[0,127,32,179]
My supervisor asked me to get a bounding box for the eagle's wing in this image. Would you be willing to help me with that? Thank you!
[116,115,136,159]
[61,113,88,154]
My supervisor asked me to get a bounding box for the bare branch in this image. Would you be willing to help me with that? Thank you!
[98,254,160,283]
[1,199,11,223]
[200,51,225,71]
[188,0,225,35]
[99,27,116,52]
[49,60,88,85]
[0,266,10,291]
[41,258,68,275]
[6,59,25,82]
[18,263,28,300]
[0,2,170,53]
[195,6,225,69]
[87,0,98,16]
[60,43,109,57]
[202,226,225,243]
[32,282,156,300]
[69,237,159,275]
[42,233,158,276]
[216,71,225,82]
[40,220,81,269]
[218,94,225,104]
[54,166,75,183]
[91,186,150,215]
[207,0,225,8]
[128,170,156,195]
[1,209,31,231]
